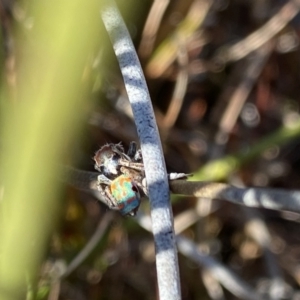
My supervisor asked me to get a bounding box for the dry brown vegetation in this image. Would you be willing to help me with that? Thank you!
[2,0,300,299]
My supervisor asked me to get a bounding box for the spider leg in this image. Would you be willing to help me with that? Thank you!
[103,185,120,210]
[112,143,132,161]
[119,166,147,196]
[120,166,144,183]
[112,142,125,154]
[96,175,121,211]
[96,183,112,207]
[127,141,143,162]
[141,178,148,196]
[127,141,137,160]
[134,149,142,162]
[119,159,145,172]
[97,174,112,185]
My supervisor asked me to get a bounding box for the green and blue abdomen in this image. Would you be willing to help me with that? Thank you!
[110,175,141,216]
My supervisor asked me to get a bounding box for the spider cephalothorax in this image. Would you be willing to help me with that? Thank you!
[93,142,143,179]
[94,143,126,178]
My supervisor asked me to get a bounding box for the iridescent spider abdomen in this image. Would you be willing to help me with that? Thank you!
[110,175,141,216]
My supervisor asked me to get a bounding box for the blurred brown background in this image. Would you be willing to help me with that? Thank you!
[2,0,300,299]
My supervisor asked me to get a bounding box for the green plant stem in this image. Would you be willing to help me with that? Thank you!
[193,120,300,181]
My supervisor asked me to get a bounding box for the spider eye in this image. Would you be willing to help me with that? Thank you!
[111,153,120,161]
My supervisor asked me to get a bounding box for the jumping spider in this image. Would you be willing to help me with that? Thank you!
[93,142,146,216]
[93,142,189,216]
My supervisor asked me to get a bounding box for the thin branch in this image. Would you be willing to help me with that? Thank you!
[243,210,286,299]
[176,236,266,300]
[173,209,200,234]
[162,35,189,131]
[201,269,225,300]
[136,213,265,300]
[100,2,181,299]
[193,118,300,181]
[63,166,300,214]
[47,280,61,300]
[173,197,218,233]
[169,180,300,214]
[212,43,272,142]
[138,0,170,59]
[60,212,114,279]
[213,0,300,65]
[61,166,98,191]
[146,0,211,78]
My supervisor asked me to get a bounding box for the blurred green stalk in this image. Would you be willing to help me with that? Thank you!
[0,1,99,298]
[193,120,300,181]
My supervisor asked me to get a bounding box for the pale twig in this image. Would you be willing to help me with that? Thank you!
[162,35,189,131]
[169,180,300,214]
[47,281,60,300]
[146,0,211,78]
[63,166,300,214]
[138,0,170,59]
[176,236,266,300]
[61,166,98,191]
[60,212,114,279]
[244,210,286,299]
[212,43,272,148]
[173,209,200,234]
[137,213,265,300]
[230,175,285,297]
[201,270,225,300]
[213,0,300,65]
[173,197,218,234]
[173,194,223,299]
[100,2,181,299]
